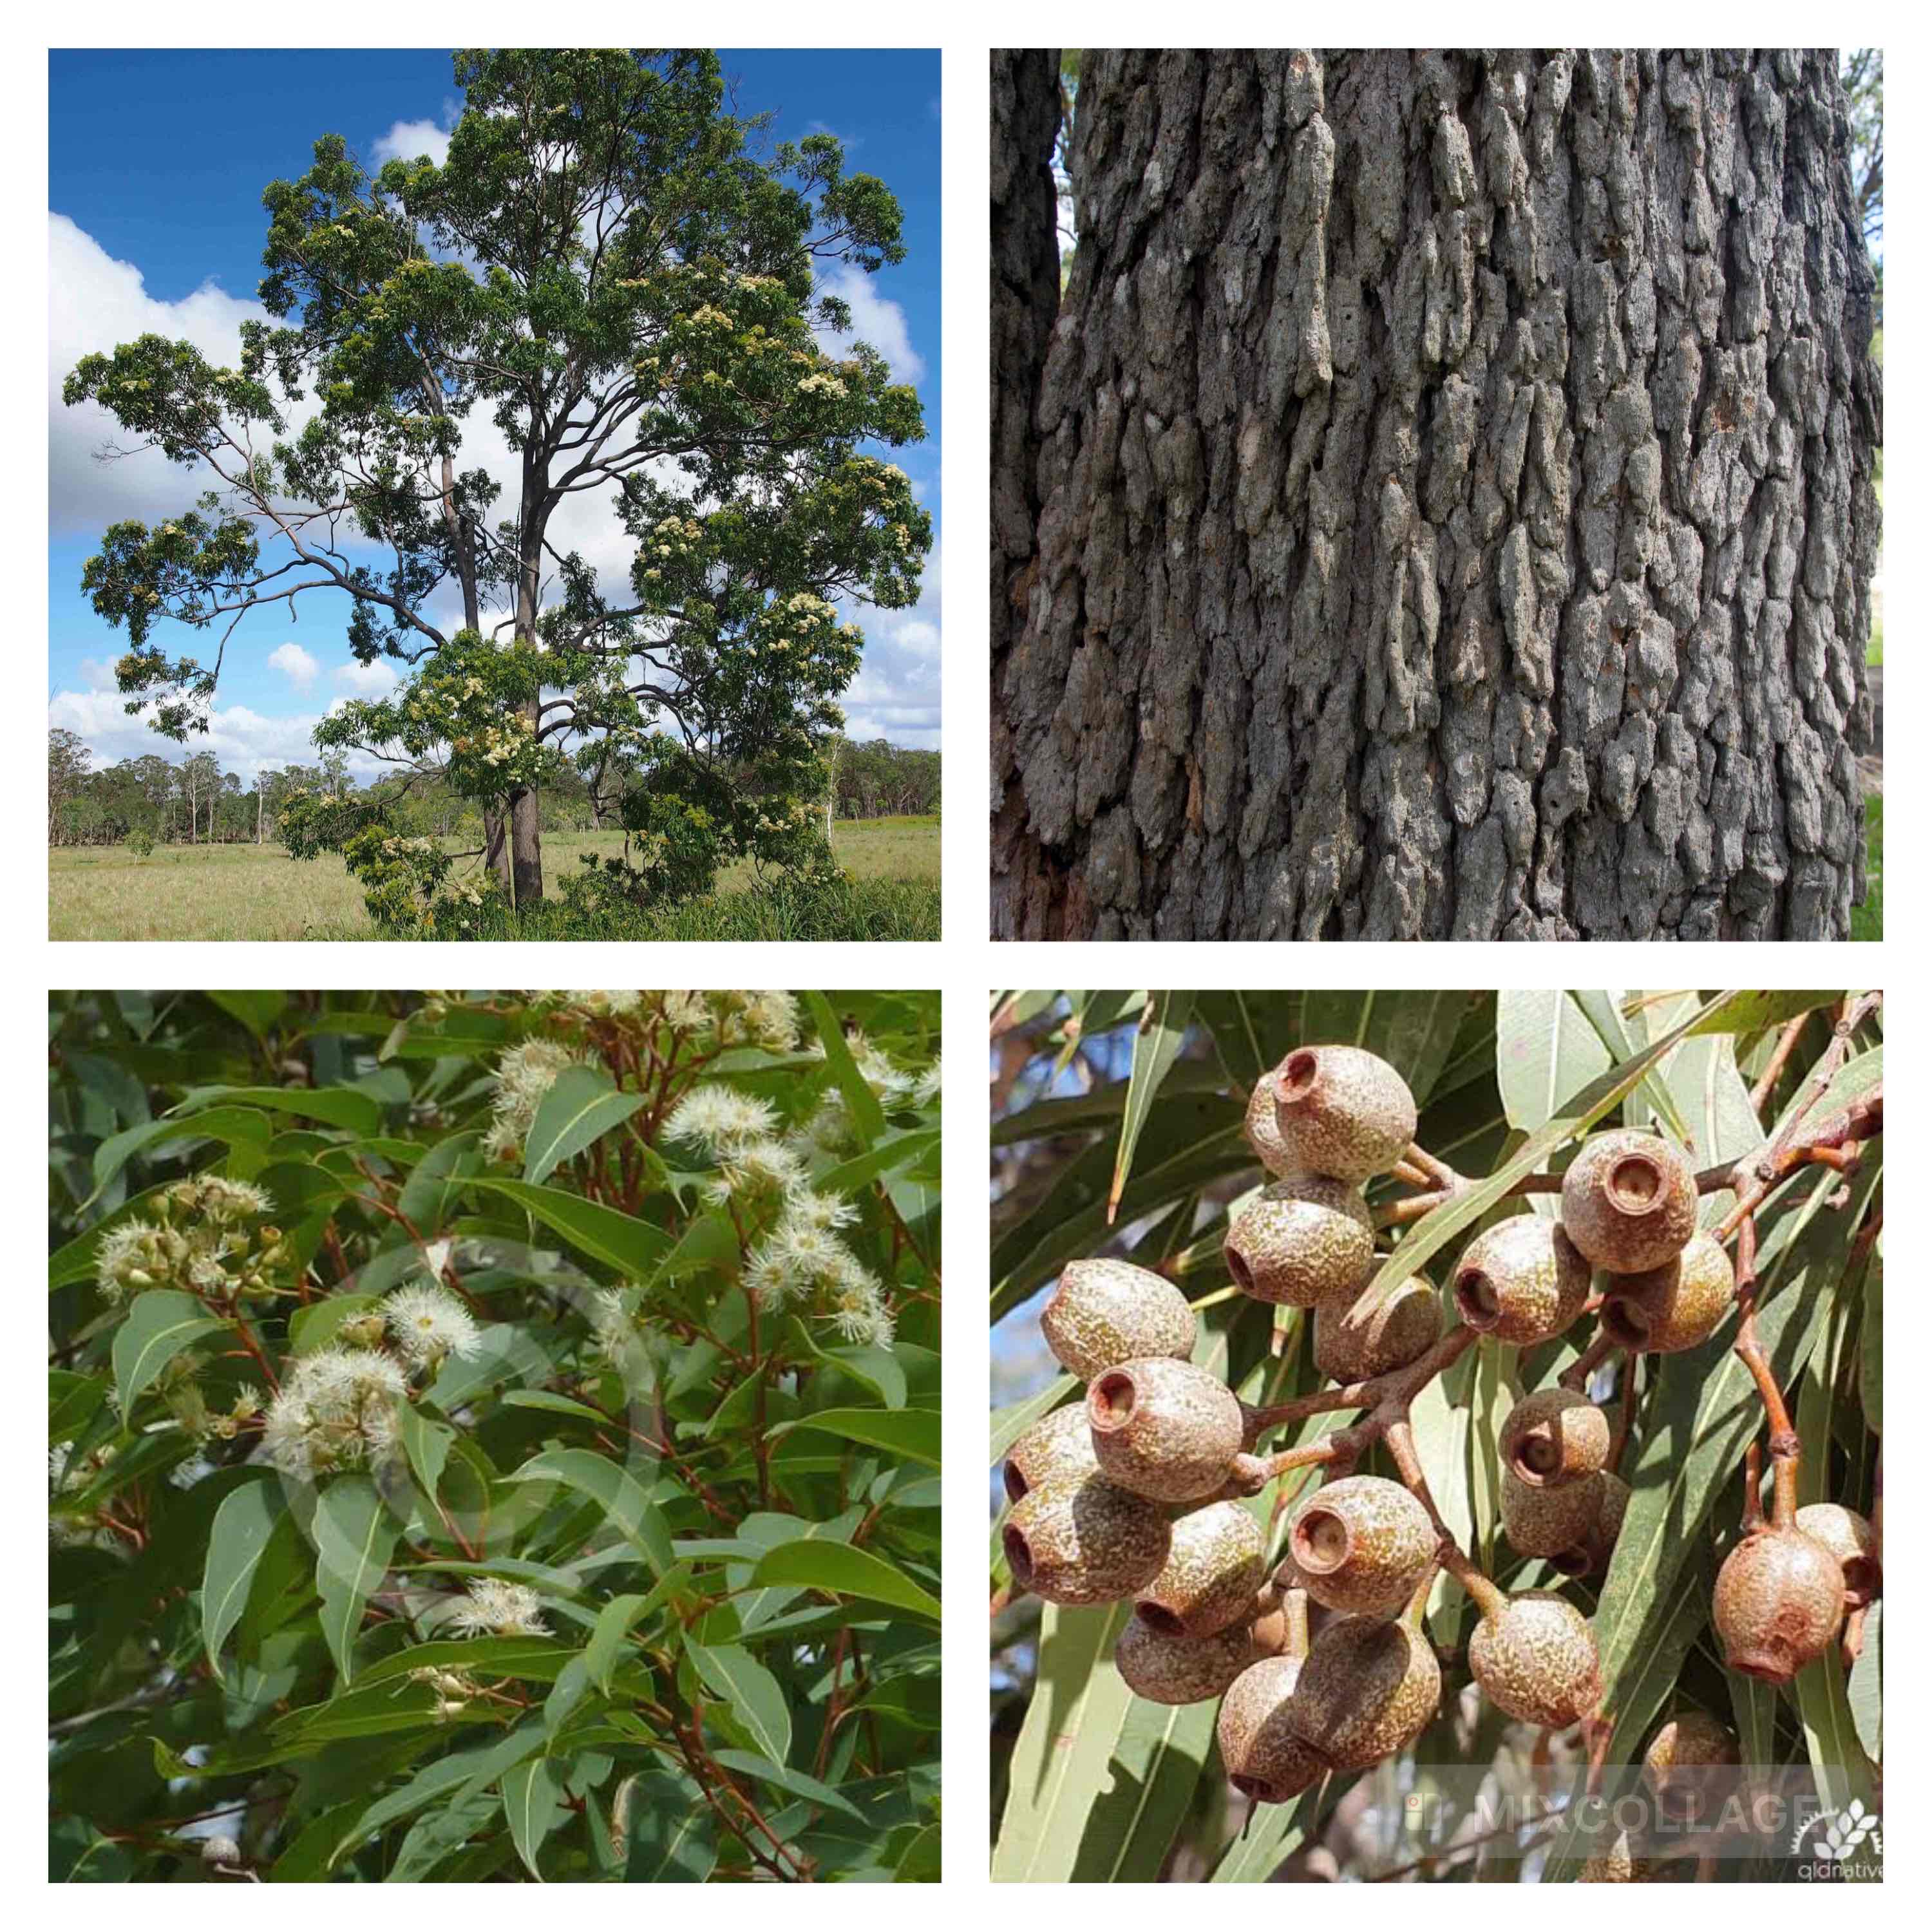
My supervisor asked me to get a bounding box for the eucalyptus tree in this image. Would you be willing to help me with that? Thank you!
[65,48,929,914]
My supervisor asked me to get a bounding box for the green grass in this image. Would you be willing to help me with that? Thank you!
[1852,793,1882,941]
[50,817,940,942]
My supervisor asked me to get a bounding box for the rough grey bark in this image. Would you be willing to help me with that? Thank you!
[991,50,1880,940]
[990,50,1069,931]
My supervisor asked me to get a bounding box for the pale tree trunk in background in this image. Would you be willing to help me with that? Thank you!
[992,49,1880,939]
[256,782,264,845]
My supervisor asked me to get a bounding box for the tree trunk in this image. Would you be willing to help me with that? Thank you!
[991,49,1880,939]
[507,772,543,909]
[990,50,1070,935]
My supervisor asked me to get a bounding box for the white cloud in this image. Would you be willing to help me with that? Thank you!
[837,537,942,750]
[49,213,276,534]
[372,117,453,168]
[334,660,399,694]
[816,263,925,384]
[46,662,383,785]
[268,641,319,689]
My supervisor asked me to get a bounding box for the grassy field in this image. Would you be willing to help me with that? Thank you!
[1853,793,1882,942]
[50,818,941,942]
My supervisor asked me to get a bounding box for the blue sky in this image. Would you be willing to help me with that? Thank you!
[49,48,942,781]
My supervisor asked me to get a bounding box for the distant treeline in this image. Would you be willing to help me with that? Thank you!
[48,728,938,847]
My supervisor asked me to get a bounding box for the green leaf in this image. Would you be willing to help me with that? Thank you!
[804,990,886,1146]
[1496,989,1612,1132]
[332,1719,545,1868]
[312,1475,401,1684]
[748,1540,940,1622]
[501,1757,566,1879]
[357,1638,579,1687]
[111,1289,229,1415]
[1108,990,1196,1223]
[522,1066,647,1186]
[49,1369,106,1441]
[503,1447,674,1574]
[623,1772,718,1880]
[88,1106,274,1203]
[990,1378,1079,1463]
[789,1406,939,1468]
[710,1748,867,1821]
[815,1126,942,1195]
[396,1399,454,1503]
[585,1592,653,1696]
[686,1638,791,1764]
[1686,990,1842,1037]
[1303,987,1474,1107]
[288,1293,381,1356]
[465,1177,672,1278]
[1859,1235,1882,1431]
[201,1478,281,1676]
[395,1130,482,1233]
[175,1083,383,1131]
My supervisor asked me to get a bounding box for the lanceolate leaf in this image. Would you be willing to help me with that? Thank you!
[522,1067,647,1186]
[465,1177,674,1277]
[804,992,886,1148]
[1108,990,1196,1222]
[501,1757,567,1879]
[312,1475,401,1684]
[503,1448,674,1575]
[111,1289,229,1415]
[201,1477,283,1676]
[747,1540,940,1622]
[685,1640,791,1765]
[790,1406,940,1468]
[1302,987,1475,1108]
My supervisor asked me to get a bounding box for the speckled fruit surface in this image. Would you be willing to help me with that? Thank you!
[1794,1502,1880,1604]
[1289,1475,1436,1616]
[1217,1654,1325,1803]
[1268,1045,1418,1184]
[1041,1256,1197,1379]
[1288,1615,1441,1770]
[1116,1611,1269,1705]
[1314,1274,1443,1381]
[1224,1173,1374,1307]
[1002,1472,1171,1605]
[1136,1500,1267,1637]
[1501,1387,1611,1488]
[1088,1356,1245,1501]
[1502,1468,1607,1560]
[1003,1401,1100,1502]
[1468,1591,1602,1728]
[1603,1229,1734,1353]
[1713,1526,1845,1680]
[1560,1130,1698,1274]
[1643,1709,1740,1812]
[1452,1215,1591,1345]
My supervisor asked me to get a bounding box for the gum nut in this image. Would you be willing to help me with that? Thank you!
[1643,1710,1739,1810]
[1243,1072,1297,1176]
[1216,1654,1325,1803]
[1602,1231,1734,1354]
[1224,1174,1374,1308]
[1314,1274,1443,1381]
[1288,1615,1441,1771]
[1115,1612,1268,1705]
[1135,1501,1267,1638]
[1468,1591,1601,1729]
[1288,1475,1437,1618]
[1713,1526,1846,1681]
[1452,1215,1591,1345]
[1500,1387,1611,1488]
[1267,1044,1418,1184]
[1003,1401,1100,1502]
[1560,1130,1698,1274]
[1041,1256,1197,1378]
[1502,1466,1607,1561]
[1001,1472,1171,1606]
[1087,1356,1247,1503]
[1793,1502,1880,1604]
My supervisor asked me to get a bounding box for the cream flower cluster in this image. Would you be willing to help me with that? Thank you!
[95,1176,285,1304]
[666,1084,806,1206]
[449,1576,549,1638]
[260,1347,410,1479]
[660,989,800,1052]
[383,1282,482,1371]
[484,1037,590,1160]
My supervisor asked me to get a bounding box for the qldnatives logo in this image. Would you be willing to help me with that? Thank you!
[1792,1799,1882,1879]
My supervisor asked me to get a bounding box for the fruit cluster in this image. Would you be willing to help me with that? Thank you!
[999,1041,1881,1819]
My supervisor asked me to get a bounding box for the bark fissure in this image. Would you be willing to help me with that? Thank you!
[992,48,1880,939]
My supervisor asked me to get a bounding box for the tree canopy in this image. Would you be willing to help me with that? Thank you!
[64,49,931,924]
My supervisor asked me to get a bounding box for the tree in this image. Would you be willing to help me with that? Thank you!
[65,49,929,919]
[49,729,93,842]
[990,51,1881,939]
[51,988,940,1881]
[990,989,1882,1880]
